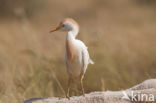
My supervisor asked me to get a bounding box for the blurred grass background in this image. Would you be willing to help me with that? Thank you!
[0,0,156,103]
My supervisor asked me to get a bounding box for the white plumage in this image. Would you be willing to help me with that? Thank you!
[50,18,94,97]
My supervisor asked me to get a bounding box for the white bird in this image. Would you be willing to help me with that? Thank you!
[50,18,94,97]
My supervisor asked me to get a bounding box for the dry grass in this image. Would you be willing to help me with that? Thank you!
[0,0,155,103]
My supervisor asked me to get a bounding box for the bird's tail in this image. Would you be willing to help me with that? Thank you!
[89,59,94,64]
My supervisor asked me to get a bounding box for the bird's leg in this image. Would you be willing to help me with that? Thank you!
[66,77,72,98]
[80,78,85,96]
[75,82,79,96]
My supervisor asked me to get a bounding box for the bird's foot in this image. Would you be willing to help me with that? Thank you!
[66,95,70,100]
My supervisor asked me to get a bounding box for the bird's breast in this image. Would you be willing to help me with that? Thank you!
[66,39,77,61]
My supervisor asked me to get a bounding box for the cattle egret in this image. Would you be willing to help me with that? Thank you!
[50,18,94,98]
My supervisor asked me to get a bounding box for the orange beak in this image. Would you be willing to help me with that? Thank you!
[49,25,64,33]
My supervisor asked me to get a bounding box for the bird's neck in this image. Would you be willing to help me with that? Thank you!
[68,27,79,38]
[66,31,75,42]
[66,31,77,60]
[66,29,79,45]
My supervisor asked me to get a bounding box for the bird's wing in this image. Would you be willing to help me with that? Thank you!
[89,58,94,64]
[80,49,87,75]
[81,44,94,75]
[76,40,94,65]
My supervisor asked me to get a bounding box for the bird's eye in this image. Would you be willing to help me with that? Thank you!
[62,24,65,27]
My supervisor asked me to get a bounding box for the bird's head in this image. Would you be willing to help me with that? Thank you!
[50,18,79,33]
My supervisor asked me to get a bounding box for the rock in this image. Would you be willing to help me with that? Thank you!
[23,79,156,103]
